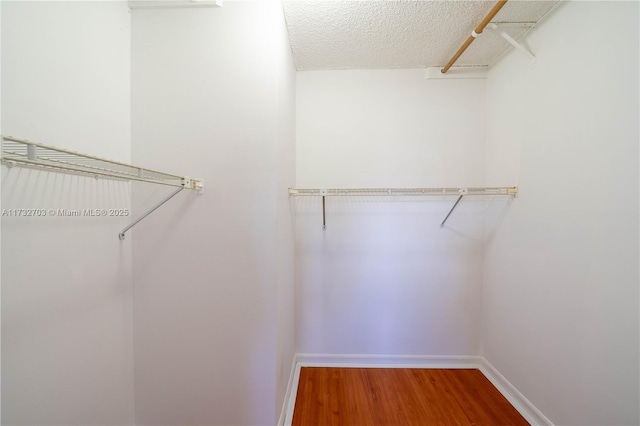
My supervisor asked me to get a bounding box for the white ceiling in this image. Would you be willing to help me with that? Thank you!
[282,0,559,71]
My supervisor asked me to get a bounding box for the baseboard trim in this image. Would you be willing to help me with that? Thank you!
[277,358,298,426]
[280,353,552,426]
[280,360,302,426]
[295,353,481,368]
[479,357,554,426]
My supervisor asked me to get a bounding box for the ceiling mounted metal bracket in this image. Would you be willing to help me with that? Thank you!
[486,23,536,63]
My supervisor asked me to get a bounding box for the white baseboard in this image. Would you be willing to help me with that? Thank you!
[295,353,481,368]
[280,360,302,426]
[279,353,552,426]
[479,357,554,426]
[277,359,298,426]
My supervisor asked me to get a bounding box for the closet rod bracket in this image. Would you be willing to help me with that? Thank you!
[440,188,468,227]
[182,177,205,194]
[322,195,326,230]
[320,189,328,230]
[119,187,184,240]
[486,23,536,63]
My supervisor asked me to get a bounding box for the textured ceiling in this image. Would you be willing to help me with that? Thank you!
[283,0,559,70]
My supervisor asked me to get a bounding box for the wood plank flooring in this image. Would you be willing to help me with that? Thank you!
[292,368,529,426]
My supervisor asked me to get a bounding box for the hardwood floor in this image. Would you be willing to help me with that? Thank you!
[292,368,529,426]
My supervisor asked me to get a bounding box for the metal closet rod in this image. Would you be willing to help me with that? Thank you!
[442,0,508,73]
[288,186,518,230]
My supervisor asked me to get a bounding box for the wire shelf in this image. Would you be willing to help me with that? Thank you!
[288,187,518,196]
[289,186,518,229]
[1,135,204,240]
[1,136,201,189]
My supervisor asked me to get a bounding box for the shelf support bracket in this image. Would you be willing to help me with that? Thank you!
[487,23,535,63]
[440,192,466,227]
[322,195,326,230]
[318,188,328,230]
[119,187,184,240]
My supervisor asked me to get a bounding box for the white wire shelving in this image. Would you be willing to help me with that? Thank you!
[288,186,518,229]
[288,187,517,197]
[1,136,201,188]
[1,136,204,240]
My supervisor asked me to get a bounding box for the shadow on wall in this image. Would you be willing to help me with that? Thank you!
[1,163,135,425]
[2,165,131,215]
[1,165,132,334]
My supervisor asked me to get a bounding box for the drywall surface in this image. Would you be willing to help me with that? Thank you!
[0,4,3,424]
[275,7,297,424]
[295,70,488,355]
[483,1,639,424]
[131,3,295,425]
[1,2,134,425]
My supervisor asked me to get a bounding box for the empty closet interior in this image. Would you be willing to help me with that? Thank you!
[1,1,638,425]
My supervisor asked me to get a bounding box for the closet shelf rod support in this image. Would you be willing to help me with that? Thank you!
[440,194,464,227]
[486,23,535,63]
[119,187,184,240]
[322,195,326,230]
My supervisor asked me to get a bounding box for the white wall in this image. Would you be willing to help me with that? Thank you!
[275,7,297,423]
[483,2,639,425]
[1,2,134,425]
[130,3,295,425]
[0,3,3,423]
[295,70,490,355]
